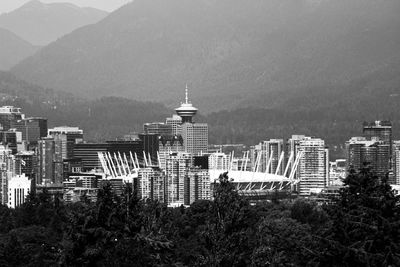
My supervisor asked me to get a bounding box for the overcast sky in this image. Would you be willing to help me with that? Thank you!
[0,0,132,14]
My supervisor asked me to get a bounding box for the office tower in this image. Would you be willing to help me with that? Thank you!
[255,139,285,174]
[48,126,84,159]
[166,115,182,135]
[346,137,391,177]
[14,117,47,144]
[181,123,208,155]
[0,129,22,154]
[297,137,329,195]
[15,151,35,178]
[158,135,185,170]
[174,86,208,155]
[0,145,16,205]
[164,152,191,205]
[139,133,159,161]
[0,106,24,131]
[363,121,392,144]
[185,168,210,205]
[286,135,307,179]
[37,137,64,185]
[7,174,31,208]
[137,167,165,202]
[393,141,400,185]
[143,122,173,136]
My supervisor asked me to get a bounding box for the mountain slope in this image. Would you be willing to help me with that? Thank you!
[0,71,171,141]
[0,0,108,45]
[11,0,400,112]
[0,28,39,70]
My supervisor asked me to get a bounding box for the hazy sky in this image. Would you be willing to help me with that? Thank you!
[0,0,132,14]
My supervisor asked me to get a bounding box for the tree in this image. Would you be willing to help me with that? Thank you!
[321,167,400,266]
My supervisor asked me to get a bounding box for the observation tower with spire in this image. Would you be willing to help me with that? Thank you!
[175,84,198,123]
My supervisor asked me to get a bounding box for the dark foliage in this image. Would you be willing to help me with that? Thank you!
[0,170,399,266]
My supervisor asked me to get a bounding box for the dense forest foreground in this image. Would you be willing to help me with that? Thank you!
[0,169,399,266]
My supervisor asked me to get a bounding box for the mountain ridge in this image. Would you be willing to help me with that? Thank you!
[0,0,108,45]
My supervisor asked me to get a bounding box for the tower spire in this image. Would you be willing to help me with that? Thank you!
[185,83,189,104]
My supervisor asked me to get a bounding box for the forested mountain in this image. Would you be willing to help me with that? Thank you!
[3,69,400,159]
[11,0,400,112]
[0,0,108,46]
[0,71,170,141]
[0,28,39,70]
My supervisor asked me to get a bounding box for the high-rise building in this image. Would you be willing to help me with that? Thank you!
[166,115,182,135]
[164,152,191,205]
[185,168,210,205]
[7,174,31,208]
[393,141,400,185]
[0,129,22,154]
[363,121,392,145]
[139,133,159,161]
[254,139,285,174]
[14,117,47,144]
[158,135,185,170]
[137,167,165,202]
[174,86,208,155]
[209,152,229,171]
[37,137,64,185]
[15,151,35,178]
[286,135,307,180]
[0,145,16,205]
[297,137,329,195]
[48,126,84,159]
[181,123,208,155]
[346,136,391,178]
[0,106,24,131]
[143,122,173,136]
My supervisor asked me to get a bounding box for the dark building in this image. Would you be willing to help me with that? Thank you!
[74,140,144,171]
[48,127,84,159]
[0,106,23,131]
[63,158,84,180]
[15,151,36,179]
[37,137,64,185]
[193,155,209,169]
[346,137,391,177]
[139,133,159,161]
[363,121,392,143]
[14,117,48,144]
[143,122,173,136]
[0,130,19,154]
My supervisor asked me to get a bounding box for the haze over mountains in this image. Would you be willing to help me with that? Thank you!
[0,28,39,70]
[0,0,108,46]
[11,0,400,112]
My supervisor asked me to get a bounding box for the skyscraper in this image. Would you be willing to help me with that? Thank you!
[14,117,47,144]
[0,106,24,131]
[363,121,392,145]
[346,136,391,178]
[164,152,191,205]
[255,139,285,174]
[48,126,84,159]
[174,85,208,155]
[297,137,329,195]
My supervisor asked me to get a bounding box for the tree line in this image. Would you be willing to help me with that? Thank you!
[0,168,399,266]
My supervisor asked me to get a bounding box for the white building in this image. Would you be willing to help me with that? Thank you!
[297,137,329,195]
[8,174,30,208]
[138,167,165,202]
[165,152,191,206]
